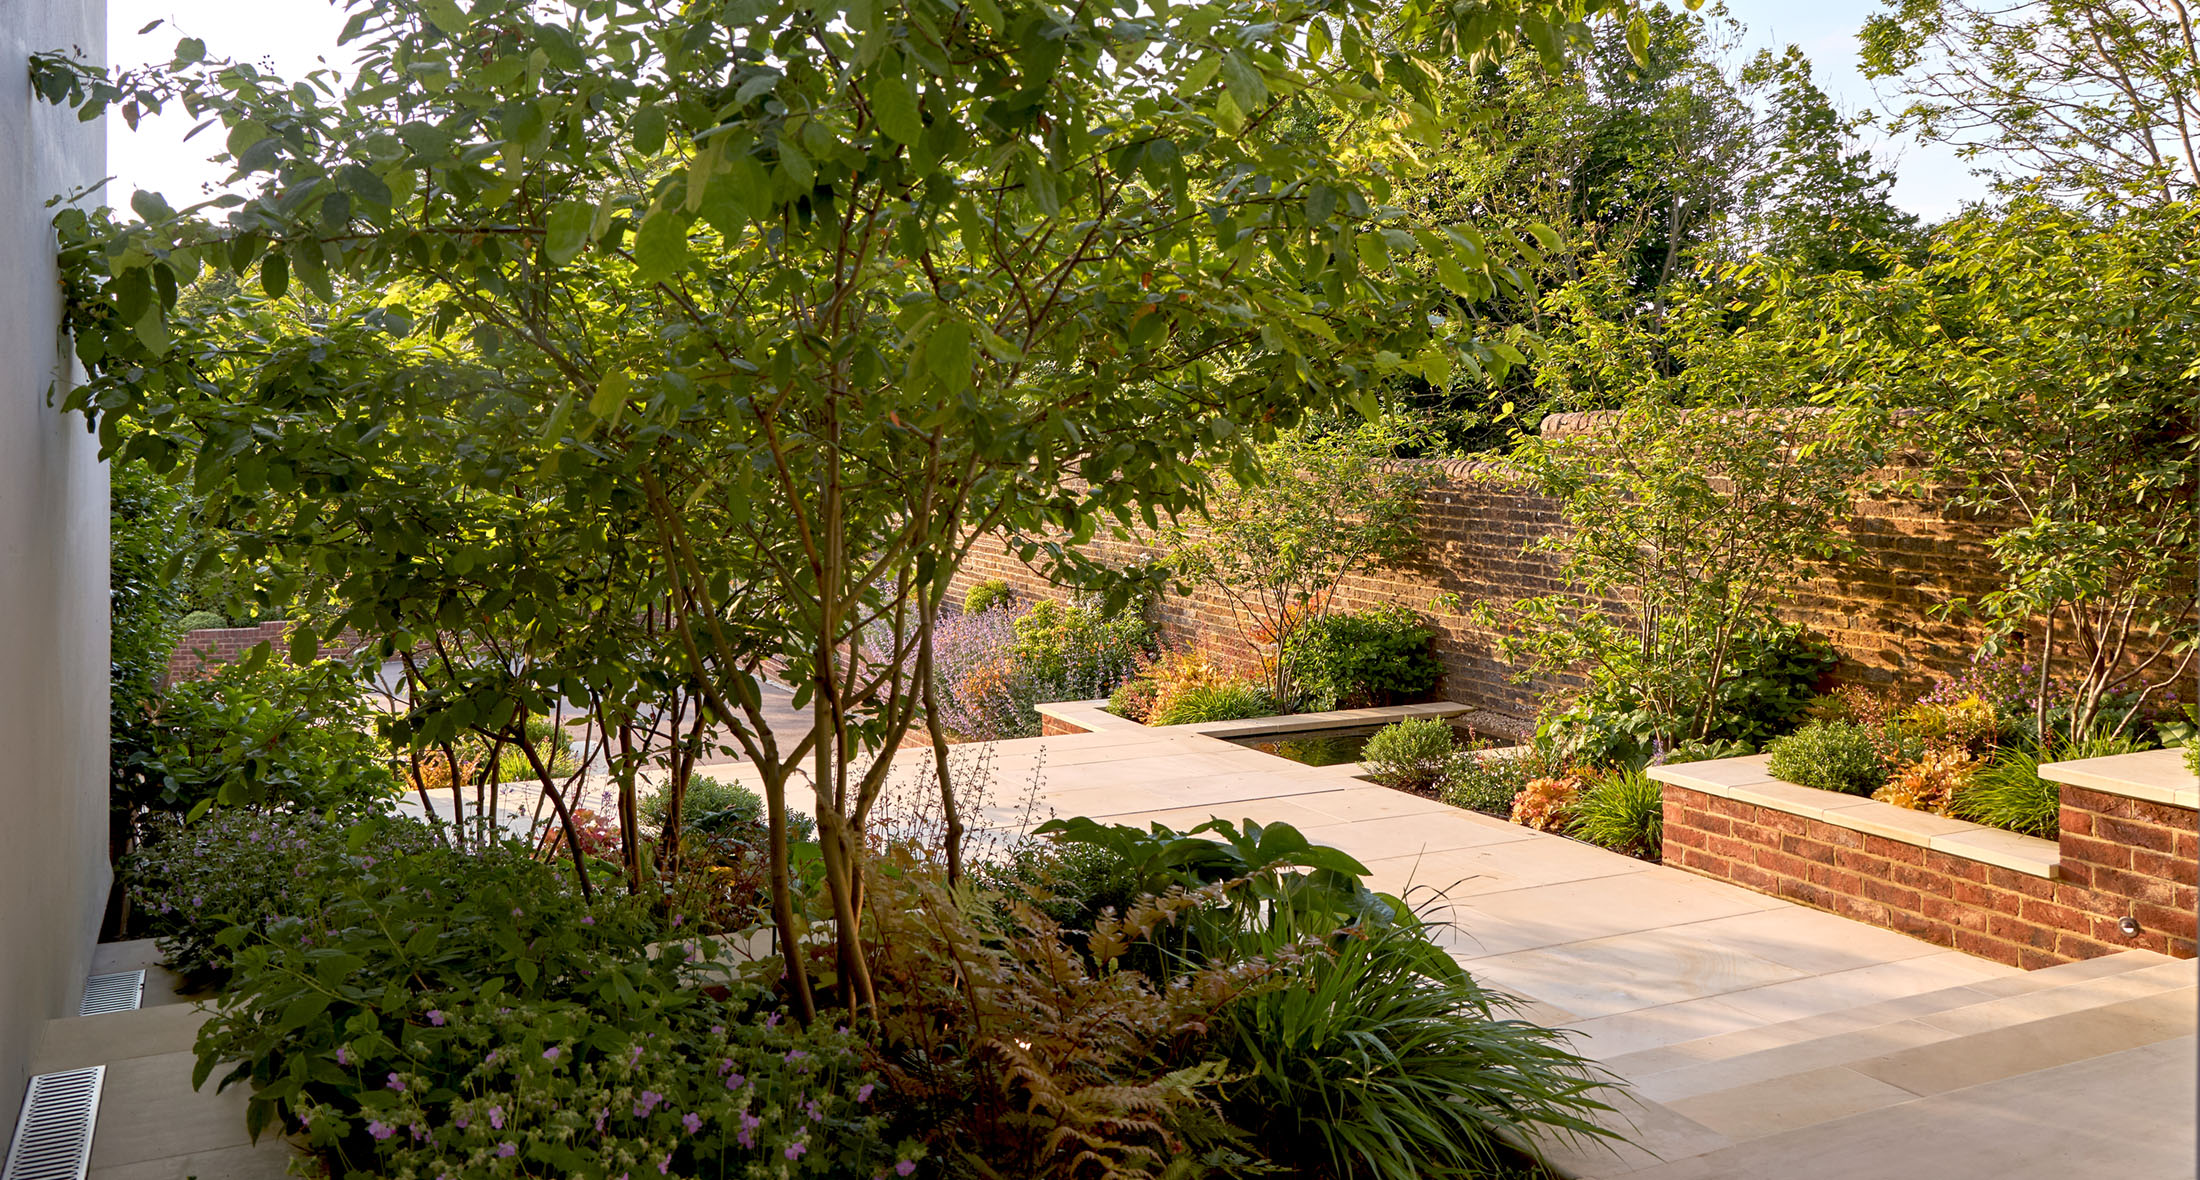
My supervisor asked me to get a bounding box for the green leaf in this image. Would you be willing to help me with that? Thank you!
[924,320,973,388]
[871,57,922,145]
[591,369,632,420]
[1626,16,1651,67]
[287,624,318,665]
[420,0,470,36]
[290,239,333,302]
[631,106,667,157]
[277,991,332,1033]
[631,209,688,285]
[543,201,591,264]
[174,37,206,65]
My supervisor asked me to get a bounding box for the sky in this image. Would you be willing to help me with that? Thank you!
[105,0,1994,221]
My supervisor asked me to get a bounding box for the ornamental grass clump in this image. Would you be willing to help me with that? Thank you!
[1765,719,1888,795]
[1571,770,1664,858]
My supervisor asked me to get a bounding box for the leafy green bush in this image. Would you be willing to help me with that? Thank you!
[1571,770,1664,858]
[1537,626,1835,770]
[109,464,186,828]
[1697,625,1838,745]
[641,774,815,843]
[1361,718,1461,794]
[128,653,398,817]
[962,578,1013,615]
[1148,679,1275,725]
[301,988,901,1179]
[1011,597,1154,696]
[1442,747,1549,817]
[1106,675,1158,722]
[1765,720,1888,795]
[1955,736,2144,838]
[1214,915,1615,1180]
[175,608,229,632]
[1283,606,1442,711]
[124,810,439,983]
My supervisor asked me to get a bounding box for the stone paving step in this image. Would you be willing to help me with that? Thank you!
[1598,949,2177,1080]
[1628,957,2194,1105]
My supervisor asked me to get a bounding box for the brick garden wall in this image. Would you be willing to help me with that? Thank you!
[1661,784,2197,969]
[950,450,2021,726]
[163,622,375,686]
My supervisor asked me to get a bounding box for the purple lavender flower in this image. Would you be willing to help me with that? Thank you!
[542,1047,561,1062]
[335,1047,350,1066]
[856,1083,875,1103]
[366,1120,395,1142]
[426,1009,446,1027]
[496,1142,517,1158]
[896,1163,917,1177]
[488,1105,506,1130]
[387,1073,406,1092]
[785,1141,808,1161]
[682,1112,702,1135]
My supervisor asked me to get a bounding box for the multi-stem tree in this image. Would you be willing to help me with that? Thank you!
[37,0,1642,1020]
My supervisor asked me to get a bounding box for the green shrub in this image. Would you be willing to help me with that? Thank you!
[1148,679,1275,725]
[1534,626,1835,770]
[1106,675,1158,722]
[489,715,580,783]
[1765,719,1889,795]
[175,608,229,632]
[1361,718,1461,794]
[642,774,815,842]
[128,654,398,817]
[2188,741,2199,779]
[1442,747,1548,817]
[1283,606,1441,711]
[1571,770,1665,858]
[962,578,1014,615]
[1955,736,2144,838]
[1213,916,1616,1180]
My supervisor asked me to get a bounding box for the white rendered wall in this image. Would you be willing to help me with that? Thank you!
[0,0,110,1140]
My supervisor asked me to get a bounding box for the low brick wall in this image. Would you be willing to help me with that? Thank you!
[1662,784,2197,968]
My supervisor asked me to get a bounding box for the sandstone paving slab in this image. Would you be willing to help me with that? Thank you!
[87,1050,258,1170]
[1659,1064,1920,1142]
[1706,951,2014,1026]
[1460,926,1814,1023]
[1847,988,2197,1097]
[89,1141,301,1180]
[90,939,167,974]
[1599,1036,2197,1180]
[1280,783,1465,821]
[1432,865,1787,962]
[1551,994,1775,1061]
[1356,838,1654,903]
[1653,907,1954,977]
[32,1002,210,1073]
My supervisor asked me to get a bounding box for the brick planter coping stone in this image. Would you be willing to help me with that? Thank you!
[2037,746,2199,811]
[1035,697,1469,739]
[1648,754,2061,878]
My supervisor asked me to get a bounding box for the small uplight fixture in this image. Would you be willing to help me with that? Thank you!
[2118,915,2142,938]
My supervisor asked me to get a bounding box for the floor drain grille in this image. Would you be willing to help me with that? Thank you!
[78,971,144,1016]
[2,1066,103,1180]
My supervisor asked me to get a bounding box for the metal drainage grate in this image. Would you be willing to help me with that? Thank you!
[77,972,144,1017]
[2,1066,103,1180]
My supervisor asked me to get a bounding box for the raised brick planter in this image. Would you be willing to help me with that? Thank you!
[1653,751,2197,969]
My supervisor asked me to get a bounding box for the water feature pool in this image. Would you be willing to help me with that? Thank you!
[1226,719,1487,767]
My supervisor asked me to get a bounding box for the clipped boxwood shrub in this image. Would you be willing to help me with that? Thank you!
[1361,718,1459,795]
[962,578,1014,615]
[174,608,229,632]
[1764,720,1887,795]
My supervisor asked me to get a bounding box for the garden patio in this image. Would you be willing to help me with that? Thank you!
[33,707,2194,1180]
[5,0,2196,1177]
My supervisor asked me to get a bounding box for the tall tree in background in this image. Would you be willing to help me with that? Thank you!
[1862,0,2200,206]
